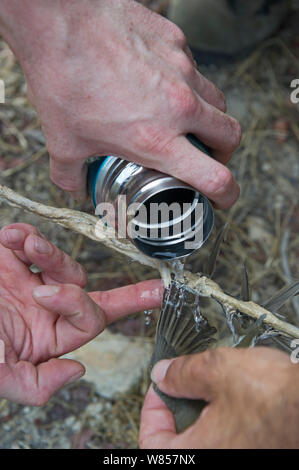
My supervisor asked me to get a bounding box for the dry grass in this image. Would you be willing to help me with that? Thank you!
[0,0,298,449]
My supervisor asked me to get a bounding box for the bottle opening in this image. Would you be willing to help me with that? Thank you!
[130,187,213,260]
[133,187,198,229]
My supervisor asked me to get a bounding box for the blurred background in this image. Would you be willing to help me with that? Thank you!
[0,0,298,449]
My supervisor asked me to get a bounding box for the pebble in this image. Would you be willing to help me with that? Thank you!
[63,330,153,399]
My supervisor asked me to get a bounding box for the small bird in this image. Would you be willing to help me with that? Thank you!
[151,281,217,433]
[151,279,299,433]
[150,221,299,433]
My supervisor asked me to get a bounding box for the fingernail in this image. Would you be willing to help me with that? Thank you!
[2,229,24,244]
[33,285,60,298]
[65,370,85,385]
[151,359,172,384]
[34,236,52,255]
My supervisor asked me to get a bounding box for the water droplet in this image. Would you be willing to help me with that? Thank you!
[174,285,185,318]
[193,304,207,332]
[170,258,186,283]
[144,310,153,327]
[222,305,237,344]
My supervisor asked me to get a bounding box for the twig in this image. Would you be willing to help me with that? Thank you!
[1,183,299,339]
[234,37,299,81]
[1,148,47,178]
[0,183,165,275]
[280,230,299,319]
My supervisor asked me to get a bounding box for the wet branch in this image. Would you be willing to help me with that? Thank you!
[1,184,299,339]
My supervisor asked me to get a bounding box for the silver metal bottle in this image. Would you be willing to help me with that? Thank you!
[88,135,214,260]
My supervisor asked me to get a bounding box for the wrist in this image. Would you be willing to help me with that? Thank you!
[0,1,62,68]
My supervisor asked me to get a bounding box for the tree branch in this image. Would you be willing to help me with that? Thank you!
[1,183,298,339]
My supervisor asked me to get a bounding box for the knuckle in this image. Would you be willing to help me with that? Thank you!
[47,141,65,162]
[59,283,82,305]
[175,52,195,78]
[201,349,221,367]
[59,252,87,287]
[167,82,198,118]
[194,349,219,376]
[170,23,187,47]
[192,349,222,380]
[132,123,168,155]
[207,166,234,196]
[71,284,84,303]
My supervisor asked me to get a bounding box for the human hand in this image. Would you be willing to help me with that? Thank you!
[0,223,163,405]
[0,0,241,207]
[140,347,299,449]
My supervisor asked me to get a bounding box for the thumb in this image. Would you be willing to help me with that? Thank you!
[151,349,227,401]
[139,385,177,449]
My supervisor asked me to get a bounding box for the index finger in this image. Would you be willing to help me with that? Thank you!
[89,279,164,323]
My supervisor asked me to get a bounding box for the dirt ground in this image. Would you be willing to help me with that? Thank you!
[0,0,298,449]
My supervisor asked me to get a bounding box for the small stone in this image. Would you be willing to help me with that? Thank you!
[65,416,76,427]
[72,421,81,433]
[85,403,104,416]
[63,330,153,399]
[11,443,21,449]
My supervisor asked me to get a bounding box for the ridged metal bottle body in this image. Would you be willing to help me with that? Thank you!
[88,137,214,260]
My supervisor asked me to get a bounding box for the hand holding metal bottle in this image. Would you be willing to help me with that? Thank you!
[88,134,214,260]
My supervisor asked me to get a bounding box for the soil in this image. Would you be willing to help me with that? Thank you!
[0,0,298,449]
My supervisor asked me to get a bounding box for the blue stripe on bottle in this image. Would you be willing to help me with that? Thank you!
[87,157,110,206]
